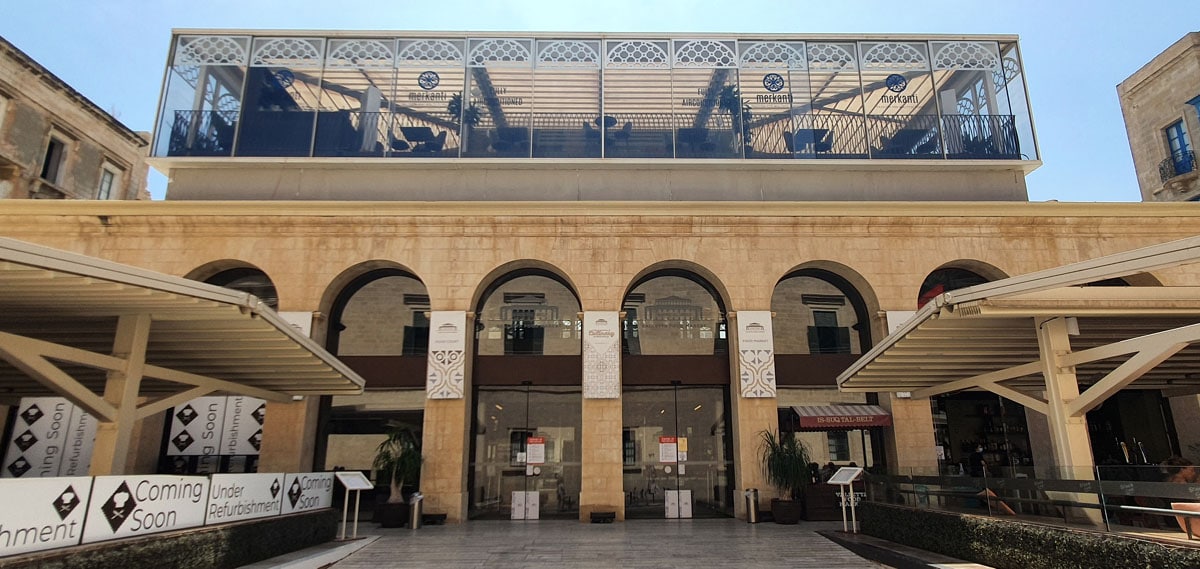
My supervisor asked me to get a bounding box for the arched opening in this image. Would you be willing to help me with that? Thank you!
[620,268,734,519]
[203,266,279,310]
[772,266,885,482]
[315,267,430,498]
[468,267,583,520]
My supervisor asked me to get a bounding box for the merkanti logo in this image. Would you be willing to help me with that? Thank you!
[251,404,266,425]
[171,430,195,452]
[287,478,303,508]
[270,478,281,498]
[249,430,263,451]
[14,431,37,452]
[175,405,198,426]
[7,456,31,477]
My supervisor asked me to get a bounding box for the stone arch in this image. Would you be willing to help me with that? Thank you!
[918,259,1009,308]
[623,260,732,313]
[319,260,428,356]
[184,259,278,310]
[773,260,881,353]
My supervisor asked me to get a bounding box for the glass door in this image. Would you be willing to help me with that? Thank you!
[469,385,581,520]
[622,384,734,519]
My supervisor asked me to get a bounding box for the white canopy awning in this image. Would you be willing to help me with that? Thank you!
[0,237,365,423]
[837,236,1200,417]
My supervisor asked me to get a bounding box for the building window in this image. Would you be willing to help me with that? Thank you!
[808,310,851,354]
[96,163,122,200]
[40,135,68,184]
[1165,120,1194,176]
[828,431,850,461]
[1189,95,1200,122]
[0,95,9,134]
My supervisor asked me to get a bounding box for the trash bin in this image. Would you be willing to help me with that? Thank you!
[408,492,423,529]
[744,488,760,524]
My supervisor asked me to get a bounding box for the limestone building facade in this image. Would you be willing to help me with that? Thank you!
[1118,32,1200,202]
[0,36,149,200]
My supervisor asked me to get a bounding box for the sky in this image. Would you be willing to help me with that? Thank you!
[1,0,1195,201]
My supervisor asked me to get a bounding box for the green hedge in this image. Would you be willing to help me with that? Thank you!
[861,503,1200,569]
[0,509,337,569]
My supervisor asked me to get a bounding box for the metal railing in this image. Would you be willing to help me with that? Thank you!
[1160,150,1197,183]
[866,465,1200,539]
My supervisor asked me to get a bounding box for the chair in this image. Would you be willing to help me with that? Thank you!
[676,127,710,155]
[614,122,633,145]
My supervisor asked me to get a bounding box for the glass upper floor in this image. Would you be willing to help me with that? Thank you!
[154,32,1038,163]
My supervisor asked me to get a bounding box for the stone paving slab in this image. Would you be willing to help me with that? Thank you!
[330,520,891,569]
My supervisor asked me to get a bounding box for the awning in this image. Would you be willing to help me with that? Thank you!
[837,236,1200,408]
[792,405,892,430]
[0,237,366,418]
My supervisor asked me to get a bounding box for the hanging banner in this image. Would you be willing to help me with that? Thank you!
[3,398,73,478]
[82,475,210,544]
[220,397,266,456]
[736,311,777,398]
[582,311,620,399]
[166,397,227,457]
[281,472,334,514]
[57,404,97,477]
[0,476,91,556]
[205,473,284,524]
[426,311,467,399]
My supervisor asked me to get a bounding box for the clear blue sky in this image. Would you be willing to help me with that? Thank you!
[2,1,1194,201]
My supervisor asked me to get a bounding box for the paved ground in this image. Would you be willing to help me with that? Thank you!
[331,519,892,569]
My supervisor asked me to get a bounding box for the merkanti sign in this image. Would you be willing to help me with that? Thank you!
[82,475,210,544]
[0,477,91,556]
[205,473,284,524]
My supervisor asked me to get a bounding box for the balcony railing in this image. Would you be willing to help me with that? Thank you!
[165,108,1026,163]
[1160,150,1197,183]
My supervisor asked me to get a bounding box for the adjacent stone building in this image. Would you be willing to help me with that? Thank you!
[1118,32,1200,202]
[0,36,149,200]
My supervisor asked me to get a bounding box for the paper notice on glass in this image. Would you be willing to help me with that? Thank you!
[526,437,545,465]
[679,464,686,475]
[659,436,678,463]
[516,452,527,464]
[678,437,688,453]
[935,445,945,460]
[678,451,688,462]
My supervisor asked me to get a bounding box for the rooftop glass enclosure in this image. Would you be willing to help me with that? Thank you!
[155,33,1037,161]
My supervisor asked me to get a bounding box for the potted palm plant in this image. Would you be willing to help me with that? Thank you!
[761,430,812,524]
[373,423,422,527]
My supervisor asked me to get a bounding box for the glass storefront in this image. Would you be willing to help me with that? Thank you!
[155,33,1038,162]
[622,385,734,519]
[469,385,581,519]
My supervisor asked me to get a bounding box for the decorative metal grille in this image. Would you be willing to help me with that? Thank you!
[325,39,395,69]
[806,43,857,71]
[250,38,324,67]
[536,40,600,68]
[605,40,670,69]
[396,40,464,66]
[931,41,999,71]
[673,40,738,68]
[173,36,249,66]
[859,42,929,71]
[739,42,806,69]
[468,39,533,67]
[994,56,1021,91]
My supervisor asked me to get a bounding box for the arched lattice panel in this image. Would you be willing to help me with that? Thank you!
[807,43,857,71]
[396,39,465,67]
[250,37,325,68]
[605,40,670,69]
[672,40,738,68]
[325,39,395,69]
[931,41,999,71]
[739,42,806,70]
[994,56,1021,91]
[536,40,600,69]
[468,38,533,68]
[858,42,929,72]
[174,35,250,66]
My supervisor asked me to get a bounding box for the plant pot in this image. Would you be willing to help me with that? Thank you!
[376,501,409,528]
[770,498,805,524]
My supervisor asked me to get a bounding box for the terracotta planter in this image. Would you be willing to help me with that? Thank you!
[770,498,805,524]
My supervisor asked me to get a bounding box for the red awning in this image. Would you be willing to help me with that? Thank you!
[792,405,892,430]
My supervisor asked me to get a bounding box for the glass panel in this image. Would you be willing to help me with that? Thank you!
[394,38,466,158]
[736,40,804,159]
[771,276,862,355]
[801,42,868,158]
[622,385,733,519]
[464,39,535,158]
[673,68,740,158]
[603,40,674,158]
[858,41,939,159]
[930,41,1019,159]
[469,386,581,519]
[476,275,581,356]
[623,276,723,356]
[313,39,395,157]
[533,40,602,158]
[237,38,325,157]
[157,35,248,157]
[998,41,1036,160]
